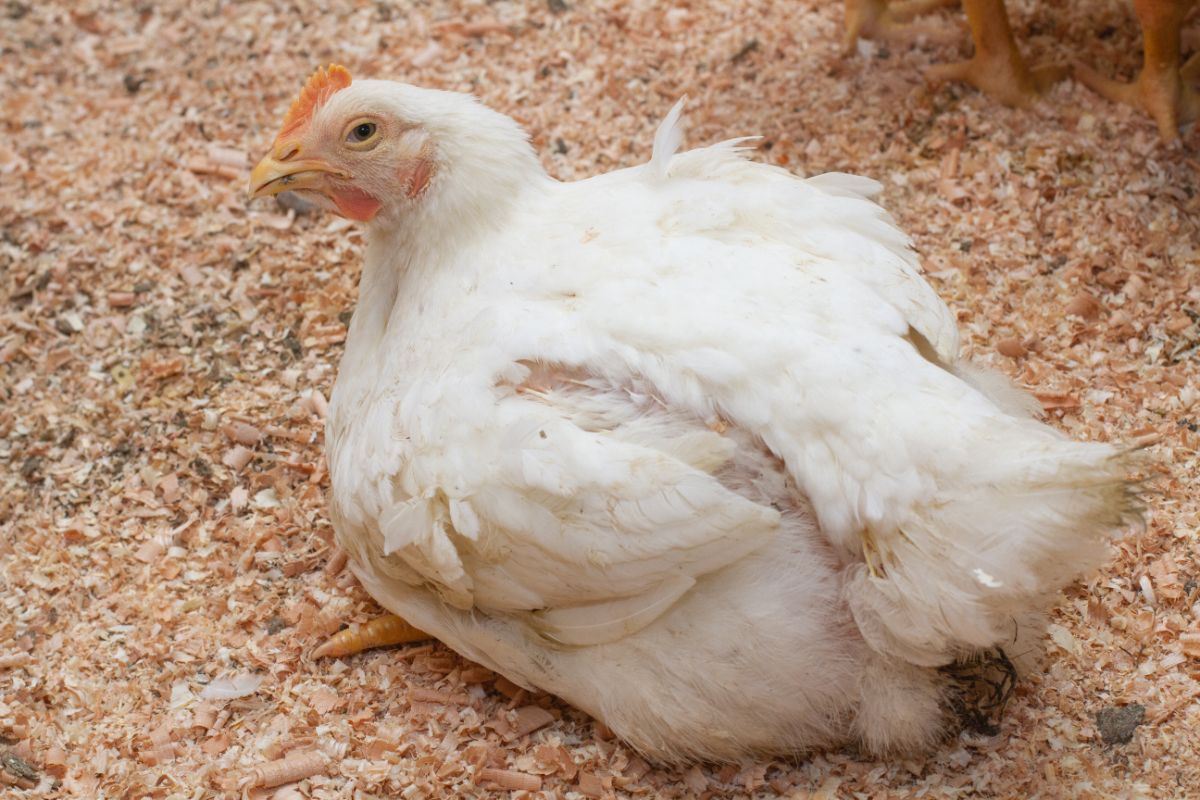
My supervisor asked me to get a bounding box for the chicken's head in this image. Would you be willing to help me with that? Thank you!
[249,65,430,222]
[249,65,540,228]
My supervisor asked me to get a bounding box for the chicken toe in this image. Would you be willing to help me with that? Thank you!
[313,613,431,658]
[926,0,1067,107]
[1074,0,1199,142]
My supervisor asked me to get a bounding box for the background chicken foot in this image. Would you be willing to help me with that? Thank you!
[1074,0,1199,141]
[926,0,1068,107]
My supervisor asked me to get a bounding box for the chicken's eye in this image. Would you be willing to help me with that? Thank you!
[344,121,379,148]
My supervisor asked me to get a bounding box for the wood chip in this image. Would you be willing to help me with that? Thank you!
[1065,292,1102,320]
[246,750,328,789]
[191,702,218,732]
[222,445,255,471]
[408,686,470,706]
[1182,632,1200,659]
[200,733,231,756]
[996,337,1027,358]
[364,737,397,760]
[323,547,348,578]
[0,654,31,670]
[1035,391,1082,411]
[133,537,165,563]
[142,724,176,765]
[578,771,607,797]
[493,676,525,700]
[223,421,264,446]
[533,742,578,779]
[41,746,67,779]
[478,767,542,791]
[511,705,556,737]
[304,388,329,419]
[309,687,340,715]
[683,766,708,792]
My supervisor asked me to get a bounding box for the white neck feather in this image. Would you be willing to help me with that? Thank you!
[333,86,552,403]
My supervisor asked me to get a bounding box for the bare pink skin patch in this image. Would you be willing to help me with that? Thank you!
[332,186,382,222]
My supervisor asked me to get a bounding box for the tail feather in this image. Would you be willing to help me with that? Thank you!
[847,435,1139,667]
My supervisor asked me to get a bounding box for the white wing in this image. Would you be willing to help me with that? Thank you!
[666,141,959,362]
[345,372,780,648]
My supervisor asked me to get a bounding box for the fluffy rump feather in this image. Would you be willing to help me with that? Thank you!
[846,432,1137,666]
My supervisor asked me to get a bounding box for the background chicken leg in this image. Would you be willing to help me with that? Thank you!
[927,0,1068,107]
[1074,0,1199,141]
[843,0,961,51]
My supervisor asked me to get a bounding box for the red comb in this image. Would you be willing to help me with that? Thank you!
[274,64,353,143]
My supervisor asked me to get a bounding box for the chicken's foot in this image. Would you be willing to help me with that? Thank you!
[1074,0,1199,142]
[313,613,431,658]
[927,0,1067,107]
[843,0,962,52]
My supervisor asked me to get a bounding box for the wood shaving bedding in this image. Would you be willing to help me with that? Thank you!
[1,0,1198,797]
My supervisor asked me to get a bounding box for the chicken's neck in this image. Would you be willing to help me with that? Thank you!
[334,166,547,406]
[333,111,549,418]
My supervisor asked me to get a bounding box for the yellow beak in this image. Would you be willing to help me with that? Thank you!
[248,152,347,199]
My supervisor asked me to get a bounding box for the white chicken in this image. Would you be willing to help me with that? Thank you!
[250,66,1136,761]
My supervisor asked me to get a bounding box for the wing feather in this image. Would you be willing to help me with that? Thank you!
[365,386,780,646]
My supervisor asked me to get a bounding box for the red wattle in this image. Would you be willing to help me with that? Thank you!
[332,187,382,222]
